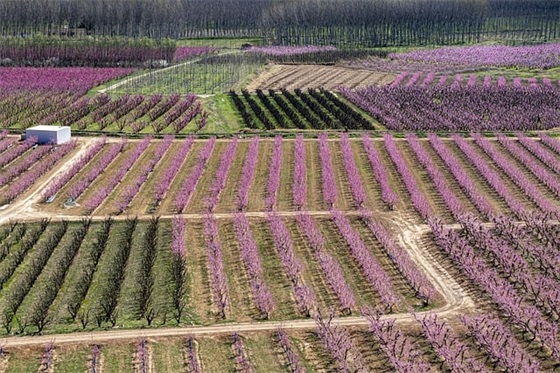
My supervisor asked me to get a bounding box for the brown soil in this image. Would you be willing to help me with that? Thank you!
[246,64,395,91]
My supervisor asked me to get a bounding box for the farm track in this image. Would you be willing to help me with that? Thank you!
[0,137,100,226]
[63,136,528,145]
[0,208,415,224]
[0,214,475,347]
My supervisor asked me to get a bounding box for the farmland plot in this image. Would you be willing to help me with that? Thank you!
[342,77,560,131]
[229,88,379,131]
[2,133,560,370]
[246,64,395,91]
[17,135,560,221]
[0,215,437,334]
[2,300,560,373]
[0,91,207,134]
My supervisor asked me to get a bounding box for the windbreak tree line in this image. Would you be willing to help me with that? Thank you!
[263,0,560,46]
[0,0,558,45]
[0,0,273,39]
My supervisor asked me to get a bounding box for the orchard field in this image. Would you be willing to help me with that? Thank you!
[2,131,560,370]
[1,0,560,371]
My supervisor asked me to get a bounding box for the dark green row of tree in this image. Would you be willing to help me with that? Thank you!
[0,0,558,46]
[229,88,374,131]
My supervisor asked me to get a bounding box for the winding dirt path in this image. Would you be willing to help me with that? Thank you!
[392,213,475,317]
[0,138,99,226]
[0,210,475,347]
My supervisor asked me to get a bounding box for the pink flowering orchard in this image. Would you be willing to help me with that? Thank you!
[1,2,560,368]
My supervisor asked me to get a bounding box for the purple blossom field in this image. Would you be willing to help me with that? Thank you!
[0,67,134,92]
[245,45,337,55]
[341,83,560,131]
[173,46,219,62]
[390,43,560,69]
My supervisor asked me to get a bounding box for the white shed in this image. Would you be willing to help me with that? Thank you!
[26,125,71,145]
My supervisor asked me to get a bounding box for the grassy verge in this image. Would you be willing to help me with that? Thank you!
[200,94,243,134]
[53,345,90,373]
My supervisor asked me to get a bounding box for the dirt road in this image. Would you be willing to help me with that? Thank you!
[0,210,475,347]
[0,138,99,226]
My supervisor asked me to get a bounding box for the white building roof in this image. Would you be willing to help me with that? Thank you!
[27,125,69,131]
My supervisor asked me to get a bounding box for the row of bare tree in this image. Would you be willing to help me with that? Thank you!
[0,0,558,45]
